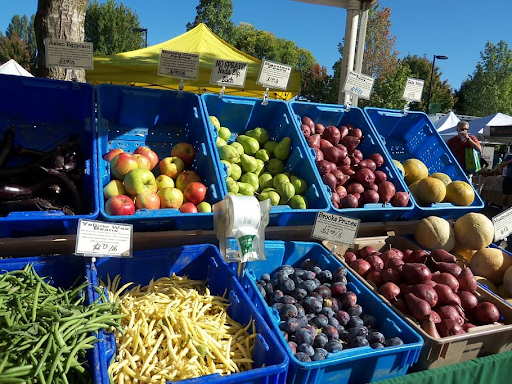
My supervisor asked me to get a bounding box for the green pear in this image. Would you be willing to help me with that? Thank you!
[216,137,227,147]
[274,137,292,161]
[209,116,221,129]
[263,140,278,157]
[219,127,231,141]
[254,159,265,177]
[230,163,242,181]
[237,182,256,196]
[289,195,307,209]
[266,158,285,176]
[259,172,274,190]
[218,145,240,163]
[290,176,308,195]
[241,172,259,191]
[226,177,239,193]
[258,190,280,206]
[246,127,270,145]
[276,181,295,204]
[220,160,232,177]
[273,173,290,189]
[261,187,276,193]
[255,149,270,163]
[236,135,260,155]
[240,154,258,173]
[228,192,243,196]
[230,142,244,156]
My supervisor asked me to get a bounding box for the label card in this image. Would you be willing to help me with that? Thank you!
[75,219,133,257]
[210,59,248,88]
[311,212,360,246]
[257,60,292,90]
[403,77,425,102]
[493,207,512,242]
[158,50,199,80]
[44,38,94,70]
[343,70,375,100]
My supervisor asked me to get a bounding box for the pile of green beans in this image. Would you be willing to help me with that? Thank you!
[0,263,123,383]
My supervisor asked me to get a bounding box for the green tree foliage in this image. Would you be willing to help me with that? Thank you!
[85,0,144,55]
[6,14,36,58]
[369,59,412,109]
[0,32,32,71]
[300,63,335,104]
[454,40,512,116]
[186,0,236,41]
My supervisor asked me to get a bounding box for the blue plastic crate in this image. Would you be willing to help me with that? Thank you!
[201,94,330,226]
[96,84,225,231]
[364,107,485,220]
[231,240,424,384]
[0,74,99,237]
[287,101,414,222]
[88,244,289,384]
[0,255,103,383]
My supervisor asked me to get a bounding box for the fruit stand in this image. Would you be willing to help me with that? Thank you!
[1,73,512,384]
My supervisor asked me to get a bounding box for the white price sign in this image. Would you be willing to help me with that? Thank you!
[75,219,133,257]
[158,50,199,80]
[493,208,512,241]
[311,212,360,246]
[343,70,375,100]
[44,38,94,70]
[257,60,292,90]
[210,59,248,88]
[402,77,424,102]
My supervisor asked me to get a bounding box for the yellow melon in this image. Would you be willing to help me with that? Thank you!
[475,276,498,293]
[415,177,447,206]
[402,158,429,185]
[393,160,405,177]
[429,172,452,187]
[445,181,475,206]
[470,248,512,284]
[451,242,478,263]
[503,266,512,297]
[414,216,455,252]
[454,212,494,250]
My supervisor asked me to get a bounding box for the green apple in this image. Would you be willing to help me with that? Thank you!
[159,156,185,179]
[124,169,157,197]
[155,174,175,190]
[219,127,231,142]
[197,201,212,213]
[103,179,125,200]
[157,187,183,209]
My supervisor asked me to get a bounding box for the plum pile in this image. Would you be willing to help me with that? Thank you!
[255,259,403,362]
[345,245,504,338]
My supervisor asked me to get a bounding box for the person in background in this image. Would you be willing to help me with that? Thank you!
[446,120,482,175]
[499,145,512,209]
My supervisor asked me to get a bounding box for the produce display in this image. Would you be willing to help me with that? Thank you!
[103,273,256,383]
[102,142,212,215]
[0,264,120,383]
[210,116,308,209]
[255,258,403,362]
[298,116,410,209]
[0,127,88,216]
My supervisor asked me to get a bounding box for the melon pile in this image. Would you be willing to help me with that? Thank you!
[394,158,475,206]
[414,212,512,304]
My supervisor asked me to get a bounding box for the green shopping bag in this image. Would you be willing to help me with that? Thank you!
[465,148,482,173]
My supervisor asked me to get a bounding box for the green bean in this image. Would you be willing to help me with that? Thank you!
[0,378,26,383]
[34,333,53,376]
[0,364,34,377]
[0,352,9,374]
[46,348,64,384]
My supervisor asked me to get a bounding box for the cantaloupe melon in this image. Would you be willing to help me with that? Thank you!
[415,177,446,205]
[445,181,475,206]
[429,172,452,187]
[470,248,512,284]
[454,212,494,250]
[402,158,429,185]
[393,160,405,177]
[475,276,498,293]
[414,216,455,251]
[503,266,512,297]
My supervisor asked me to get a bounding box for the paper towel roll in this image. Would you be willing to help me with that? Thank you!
[225,195,261,236]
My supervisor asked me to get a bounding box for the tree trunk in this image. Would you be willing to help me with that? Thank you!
[34,0,88,81]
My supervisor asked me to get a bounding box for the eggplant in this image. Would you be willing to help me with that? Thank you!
[38,166,83,213]
[0,183,33,199]
[0,197,62,215]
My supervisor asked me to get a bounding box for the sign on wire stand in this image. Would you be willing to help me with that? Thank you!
[493,207,512,242]
[210,59,248,88]
[44,38,94,70]
[343,70,375,100]
[402,77,424,102]
[158,50,200,80]
[311,211,360,246]
[257,60,292,90]
[75,219,133,257]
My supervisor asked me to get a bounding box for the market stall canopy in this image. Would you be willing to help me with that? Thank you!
[470,112,512,137]
[0,59,33,77]
[435,111,460,132]
[86,23,301,100]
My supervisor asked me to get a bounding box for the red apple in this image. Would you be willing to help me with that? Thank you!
[157,187,184,209]
[133,154,151,170]
[123,169,157,197]
[105,194,135,216]
[171,142,196,167]
[103,148,124,162]
[179,202,199,213]
[175,170,202,191]
[110,153,139,180]
[184,182,207,205]
[134,146,159,170]
[159,157,185,179]
[135,190,161,210]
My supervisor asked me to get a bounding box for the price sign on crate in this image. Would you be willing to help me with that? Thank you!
[343,70,375,100]
[402,77,424,102]
[44,38,94,70]
[158,50,200,80]
[311,212,360,246]
[75,219,133,257]
[210,59,248,88]
[257,60,292,90]
[493,207,512,242]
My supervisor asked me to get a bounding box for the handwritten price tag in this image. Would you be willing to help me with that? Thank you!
[311,212,360,246]
[210,59,248,88]
[44,38,94,70]
[402,77,424,102]
[75,219,133,257]
[343,70,375,100]
[158,50,199,80]
[492,207,512,241]
[257,60,292,90]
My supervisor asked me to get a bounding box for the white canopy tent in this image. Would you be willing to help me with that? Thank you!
[435,111,460,133]
[0,59,33,77]
[471,113,512,137]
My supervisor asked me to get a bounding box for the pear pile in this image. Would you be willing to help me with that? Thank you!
[210,116,308,209]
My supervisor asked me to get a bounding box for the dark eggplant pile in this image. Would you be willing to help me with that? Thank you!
[0,126,85,216]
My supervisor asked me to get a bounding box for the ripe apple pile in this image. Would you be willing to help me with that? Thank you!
[300,116,410,209]
[102,143,211,216]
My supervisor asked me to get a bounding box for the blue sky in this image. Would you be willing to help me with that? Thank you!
[1,0,511,91]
